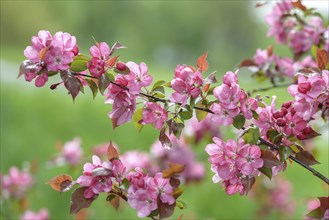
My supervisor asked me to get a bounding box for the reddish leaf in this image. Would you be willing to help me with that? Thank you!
[18,60,36,78]
[241,176,255,195]
[70,187,97,214]
[107,142,119,161]
[75,209,88,220]
[204,71,217,84]
[203,84,210,92]
[267,45,273,57]
[261,150,282,168]
[177,214,184,220]
[107,194,120,211]
[239,59,257,68]
[197,51,209,73]
[316,48,328,70]
[318,197,329,212]
[108,55,120,67]
[60,71,82,101]
[47,174,73,192]
[159,127,172,149]
[110,42,126,56]
[170,177,181,188]
[157,197,176,219]
[162,163,185,179]
[112,117,118,130]
[295,150,320,166]
[38,47,48,61]
[255,2,268,8]
[292,0,307,11]
[98,74,111,95]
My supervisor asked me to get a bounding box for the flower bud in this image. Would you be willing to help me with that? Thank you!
[297,81,311,94]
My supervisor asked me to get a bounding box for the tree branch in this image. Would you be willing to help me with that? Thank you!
[248,83,292,96]
[72,72,328,185]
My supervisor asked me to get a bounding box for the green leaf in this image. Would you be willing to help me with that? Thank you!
[133,108,144,132]
[70,55,90,72]
[122,178,130,190]
[258,167,272,180]
[278,146,293,162]
[152,80,167,91]
[176,200,187,210]
[98,74,111,95]
[233,114,245,129]
[106,194,116,201]
[306,207,324,219]
[152,86,165,96]
[252,71,267,83]
[195,101,208,121]
[85,79,98,99]
[106,72,115,81]
[242,127,260,145]
[179,110,193,120]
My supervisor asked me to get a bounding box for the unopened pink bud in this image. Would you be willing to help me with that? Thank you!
[116,62,127,71]
[297,81,311,94]
[276,118,286,127]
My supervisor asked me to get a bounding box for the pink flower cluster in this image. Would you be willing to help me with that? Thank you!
[184,115,221,143]
[87,42,111,77]
[127,168,175,218]
[23,30,78,87]
[76,155,125,199]
[266,1,328,54]
[21,208,49,220]
[62,137,83,166]
[151,135,205,182]
[105,62,153,126]
[210,71,258,126]
[253,48,317,78]
[288,70,329,121]
[205,138,263,195]
[0,166,33,199]
[170,65,203,106]
[141,102,168,130]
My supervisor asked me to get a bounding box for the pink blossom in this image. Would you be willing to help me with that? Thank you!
[254,97,276,135]
[288,30,313,54]
[35,72,49,87]
[222,177,245,196]
[62,137,83,166]
[276,57,294,77]
[76,155,113,198]
[254,48,274,69]
[87,57,106,77]
[1,166,33,199]
[184,115,221,143]
[149,173,175,205]
[112,159,126,183]
[52,31,77,53]
[236,144,263,175]
[304,16,325,45]
[240,91,258,119]
[127,187,157,218]
[151,135,205,182]
[120,151,154,173]
[126,62,153,94]
[223,70,238,86]
[142,102,168,129]
[170,65,203,106]
[21,208,49,220]
[90,42,111,60]
[24,30,52,63]
[44,47,74,72]
[108,91,136,126]
[209,103,239,126]
[214,83,241,109]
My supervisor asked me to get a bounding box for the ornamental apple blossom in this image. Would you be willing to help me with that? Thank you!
[20,208,49,220]
[126,62,153,94]
[142,102,168,129]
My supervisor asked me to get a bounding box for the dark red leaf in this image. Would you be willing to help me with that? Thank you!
[316,48,328,70]
[159,127,172,149]
[319,197,329,212]
[108,55,120,67]
[157,197,176,219]
[255,2,268,8]
[60,71,82,101]
[295,150,320,166]
[107,194,120,211]
[239,59,257,68]
[110,42,126,56]
[98,74,111,95]
[197,51,209,73]
[18,60,36,78]
[267,45,273,57]
[261,150,282,168]
[241,176,255,195]
[107,142,119,161]
[70,187,97,214]
[47,174,73,192]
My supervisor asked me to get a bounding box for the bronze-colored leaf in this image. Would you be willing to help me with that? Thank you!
[70,187,97,214]
[162,163,185,179]
[47,174,73,192]
[295,150,320,166]
[292,0,307,11]
[108,55,120,67]
[239,59,257,68]
[107,141,119,161]
[108,194,120,211]
[316,48,328,70]
[197,51,209,73]
[60,71,82,101]
[157,197,176,220]
[261,150,282,168]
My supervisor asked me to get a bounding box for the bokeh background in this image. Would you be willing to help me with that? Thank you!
[1,0,328,219]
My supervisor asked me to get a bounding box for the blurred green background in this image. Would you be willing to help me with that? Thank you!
[1,1,328,219]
